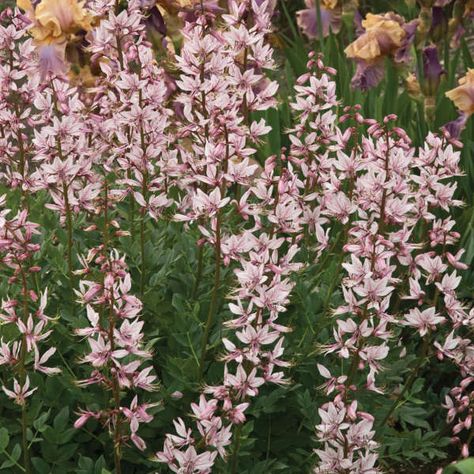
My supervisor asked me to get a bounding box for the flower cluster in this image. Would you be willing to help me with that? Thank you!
[0,197,59,405]
[289,62,467,470]
[74,246,158,452]
[0,8,39,190]
[156,1,306,471]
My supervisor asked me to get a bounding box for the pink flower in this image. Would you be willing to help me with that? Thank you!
[353,277,394,305]
[34,346,61,375]
[172,446,217,474]
[435,271,461,295]
[316,402,349,440]
[402,308,445,336]
[2,376,37,405]
[191,395,218,421]
[224,365,265,398]
[227,402,249,424]
[323,191,354,224]
[74,409,101,429]
[0,340,20,366]
[17,316,52,353]
[82,335,111,367]
[167,418,194,448]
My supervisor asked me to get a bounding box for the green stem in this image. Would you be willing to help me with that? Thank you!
[379,336,430,429]
[63,183,74,288]
[242,48,249,125]
[137,67,148,299]
[103,178,122,474]
[21,405,30,474]
[198,122,228,377]
[51,89,75,304]
[198,212,221,379]
[128,172,136,240]
[321,251,345,316]
[192,245,204,299]
[110,339,122,474]
[17,264,31,474]
[140,214,146,298]
[103,178,110,254]
[10,69,28,206]
[230,424,243,474]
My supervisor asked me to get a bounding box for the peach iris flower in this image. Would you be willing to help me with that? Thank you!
[446,69,474,116]
[344,12,417,90]
[345,13,406,62]
[17,0,92,44]
[17,0,93,78]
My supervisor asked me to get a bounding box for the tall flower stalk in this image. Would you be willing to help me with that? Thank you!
[73,185,158,471]
[0,199,60,474]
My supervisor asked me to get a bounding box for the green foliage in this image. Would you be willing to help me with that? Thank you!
[444,459,474,474]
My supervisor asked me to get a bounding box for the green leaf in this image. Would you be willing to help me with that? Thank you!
[33,410,51,433]
[444,458,474,474]
[0,444,20,470]
[0,461,13,471]
[94,456,107,474]
[31,458,51,474]
[0,429,9,452]
[53,406,69,432]
[461,38,474,69]
[10,444,20,462]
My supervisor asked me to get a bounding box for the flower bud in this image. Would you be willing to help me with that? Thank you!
[464,415,472,429]
[406,73,421,99]
[417,6,433,40]
[422,45,444,97]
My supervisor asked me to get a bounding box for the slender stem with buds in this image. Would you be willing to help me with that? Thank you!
[51,83,75,302]
[102,178,122,473]
[108,297,122,474]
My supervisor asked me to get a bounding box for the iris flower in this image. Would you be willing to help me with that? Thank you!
[17,0,93,78]
[446,69,474,116]
[296,0,342,39]
[18,0,92,44]
[444,69,474,138]
[345,12,418,90]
